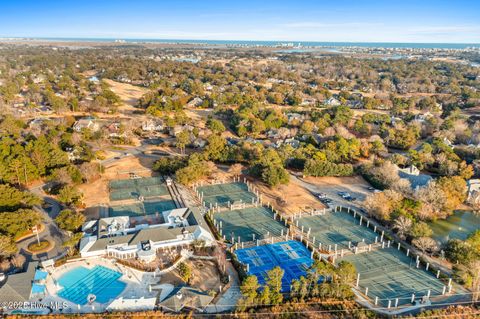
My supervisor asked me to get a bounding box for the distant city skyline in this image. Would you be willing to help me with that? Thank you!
[1,0,479,43]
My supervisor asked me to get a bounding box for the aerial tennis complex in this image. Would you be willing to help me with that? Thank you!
[294,207,467,311]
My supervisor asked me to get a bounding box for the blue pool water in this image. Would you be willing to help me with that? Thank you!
[57,265,126,305]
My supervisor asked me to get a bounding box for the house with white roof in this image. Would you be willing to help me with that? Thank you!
[467,179,480,203]
[73,117,99,132]
[187,97,203,108]
[325,97,341,106]
[79,208,214,262]
[142,120,164,132]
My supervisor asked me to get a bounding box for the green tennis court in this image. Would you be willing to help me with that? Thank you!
[297,210,378,250]
[214,206,287,243]
[339,247,445,307]
[109,200,177,217]
[109,177,170,201]
[197,182,257,208]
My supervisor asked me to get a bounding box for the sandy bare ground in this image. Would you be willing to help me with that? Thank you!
[200,165,323,215]
[184,107,237,138]
[248,176,324,217]
[78,176,109,210]
[103,79,149,112]
[78,156,156,209]
[161,259,222,292]
[188,259,222,291]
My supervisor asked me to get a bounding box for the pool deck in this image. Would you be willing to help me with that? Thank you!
[39,258,159,313]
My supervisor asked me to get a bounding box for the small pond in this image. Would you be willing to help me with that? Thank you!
[429,210,480,243]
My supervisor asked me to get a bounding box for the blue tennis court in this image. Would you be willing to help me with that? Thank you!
[235,240,313,291]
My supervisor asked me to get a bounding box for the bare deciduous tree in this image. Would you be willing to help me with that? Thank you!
[412,237,438,255]
[228,163,244,177]
[393,216,413,240]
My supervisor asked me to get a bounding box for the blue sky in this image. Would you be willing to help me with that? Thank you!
[0,0,479,43]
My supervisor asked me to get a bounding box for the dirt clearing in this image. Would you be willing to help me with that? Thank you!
[249,175,325,217]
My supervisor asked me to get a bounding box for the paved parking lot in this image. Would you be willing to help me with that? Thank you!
[291,174,374,208]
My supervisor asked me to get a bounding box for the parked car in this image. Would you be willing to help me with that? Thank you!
[317,193,327,199]
[339,192,352,199]
[320,198,333,204]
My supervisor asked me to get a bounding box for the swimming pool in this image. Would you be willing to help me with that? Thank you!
[57,265,126,305]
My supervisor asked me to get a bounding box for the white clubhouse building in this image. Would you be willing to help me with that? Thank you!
[79,208,214,262]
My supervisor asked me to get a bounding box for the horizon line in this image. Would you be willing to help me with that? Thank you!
[1,36,479,45]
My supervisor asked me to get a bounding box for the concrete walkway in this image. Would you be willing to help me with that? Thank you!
[205,261,241,313]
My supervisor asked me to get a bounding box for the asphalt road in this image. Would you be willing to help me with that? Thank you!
[21,186,68,263]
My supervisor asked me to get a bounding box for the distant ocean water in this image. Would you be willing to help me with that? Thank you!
[9,37,480,49]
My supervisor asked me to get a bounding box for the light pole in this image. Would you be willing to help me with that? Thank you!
[32,225,40,245]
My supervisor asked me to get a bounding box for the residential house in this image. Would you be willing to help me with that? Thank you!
[286,113,305,125]
[117,75,132,83]
[28,118,46,130]
[443,137,453,147]
[396,165,433,190]
[187,97,203,108]
[192,138,207,148]
[413,112,433,123]
[72,117,99,132]
[88,76,100,83]
[204,83,213,91]
[467,179,480,203]
[267,127,296,141]
[301,97,317,106]
[32,74,46,84]
[105,122,124,138]
[324,97,341,106]
[169,124,194,137]
[142,120,164,132]
[346,100,364,109]
[284,137,300,148]
[66,147,82,162]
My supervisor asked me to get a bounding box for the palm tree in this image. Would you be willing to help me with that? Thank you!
[393,215,413,240]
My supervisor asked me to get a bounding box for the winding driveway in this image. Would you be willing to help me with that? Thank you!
[20,185,68,262]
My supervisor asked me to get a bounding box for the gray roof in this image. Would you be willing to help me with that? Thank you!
[130,226,195,244]
[88,233,135,252]
[159,286,213,312]
[398,171,432,189]
[87,208,208,253]
[0,262,38,303]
